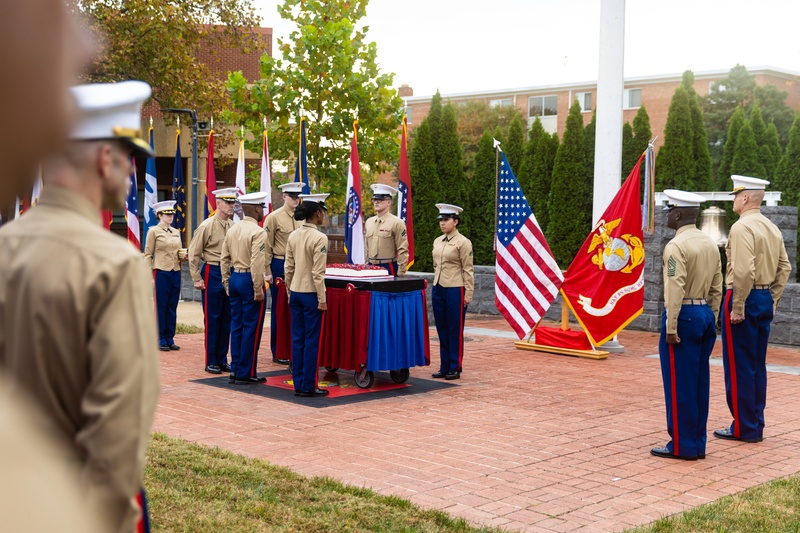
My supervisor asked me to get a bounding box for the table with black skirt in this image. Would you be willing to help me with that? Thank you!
[319,277,431,388]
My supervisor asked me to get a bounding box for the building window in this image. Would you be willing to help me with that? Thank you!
[405,106,413,124]
[490,98,512,108]
[576,92,592,112]
[528,95,558,118]
[623,88,642,109]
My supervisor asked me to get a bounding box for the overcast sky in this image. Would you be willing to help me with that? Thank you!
[252,0,800,98]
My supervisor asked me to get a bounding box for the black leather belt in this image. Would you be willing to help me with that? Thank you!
[369,258,394,265]
[754,284,770,289]
[681,298,707,305]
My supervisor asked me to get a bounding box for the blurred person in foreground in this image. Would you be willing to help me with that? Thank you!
[0,81,161,533]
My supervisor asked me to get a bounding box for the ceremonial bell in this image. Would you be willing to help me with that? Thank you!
[699,206,728,248]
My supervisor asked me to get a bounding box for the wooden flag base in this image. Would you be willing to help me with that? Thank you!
[514,304,609,360]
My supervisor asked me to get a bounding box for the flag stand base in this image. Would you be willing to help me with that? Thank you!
[513,305,609,360]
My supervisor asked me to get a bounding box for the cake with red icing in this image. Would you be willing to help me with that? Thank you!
[325,263,392,279]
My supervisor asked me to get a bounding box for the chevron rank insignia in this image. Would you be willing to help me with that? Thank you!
[667,255,676,277]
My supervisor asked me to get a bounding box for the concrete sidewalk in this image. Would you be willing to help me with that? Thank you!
[158,306,800,532]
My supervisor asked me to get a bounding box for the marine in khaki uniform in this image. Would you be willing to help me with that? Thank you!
[431,203,474,381]
[364,183,409,276]
[144,200,184,351]
[0,81,160,533]
[651,190,722,461]
[715,175,792,444]
[264,181,303,363]
[188,187,237,374]
[221,191,269,384]
[285,194,330,397]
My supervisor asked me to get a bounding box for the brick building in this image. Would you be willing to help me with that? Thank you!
[401,66,800,151]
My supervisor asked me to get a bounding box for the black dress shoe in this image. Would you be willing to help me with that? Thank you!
[431,371,447,379]
[169,344,180,351]
[713,428,761,443]
[445,371,461,380]
[219,363,231,372]
[298,388,329,397]
[276,358,290,365]
[204,365,221,375]
[650,447,697,460]
[230,376,264,384]
[159,345,170,352]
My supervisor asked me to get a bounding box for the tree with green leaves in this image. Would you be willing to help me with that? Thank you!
[621,122,635,179]
[717,105,746,190]
[518,118,546,200]
[546,101,586,268]
[622,105,652,179]
[454,101,525,179]
[428,90,444,156]
[774,114,800,207]
[682,71,713,190]
[436,105,467,233]
[731,122,764,178]
[530,132,559,234]
[765,122,783,177]
[408,119,441,271]
[656,87,696,190]
[467,131,497,265]
[226,0,403,212]
[583,111,596,217]
[506,114,525,175]
[78,0,261,155]
[749,103,780,178]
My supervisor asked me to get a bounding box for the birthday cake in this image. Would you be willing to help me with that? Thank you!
[325,263,393,279]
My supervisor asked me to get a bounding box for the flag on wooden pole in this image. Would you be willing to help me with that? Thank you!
[204,130,217,219]
[344,120,365,264]
[126,158,141,248]
[142,126,158,249]
[260,130,272,216]
[233,137,246,222]
[397,115,414,269]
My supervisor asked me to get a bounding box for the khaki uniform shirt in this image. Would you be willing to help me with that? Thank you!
[264,205,298,277]
[726,208,792,315]
[662,226,723,334]
[285,223,328,304]
[364,212,409,275]
[0,186,160,533]
[188,213,232,282]
[432,229,474,301]
[220,216,267,293]
[143,220,182,271]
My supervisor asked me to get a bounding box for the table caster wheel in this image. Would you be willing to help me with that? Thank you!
[389,368,410,383]
[354,369,374,389]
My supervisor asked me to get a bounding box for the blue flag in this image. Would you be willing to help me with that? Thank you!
[293,116,310,193]
[142,128,158,250]
[172,130,186,237]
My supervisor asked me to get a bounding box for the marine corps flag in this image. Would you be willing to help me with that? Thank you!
[560,152,646,346]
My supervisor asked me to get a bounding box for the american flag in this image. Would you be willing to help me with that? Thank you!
[495,151,563,338]
[397,115,414,268]
[142,127,158,250]
[205,131,217,219]
[126,158,141,248]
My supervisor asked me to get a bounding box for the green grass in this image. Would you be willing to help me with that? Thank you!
[145,433,503,532]
[626,477,800,532]
[175,323,203,334]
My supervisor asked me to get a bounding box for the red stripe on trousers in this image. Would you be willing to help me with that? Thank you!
[723,290,741,437]
[669,344,680,456]
[203,264,210,366]
[251,289,267,377]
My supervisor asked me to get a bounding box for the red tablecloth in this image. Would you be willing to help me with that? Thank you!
[318,286,371,371]
[274,278,292,360]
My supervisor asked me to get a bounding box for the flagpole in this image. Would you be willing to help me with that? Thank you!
[493,141,500,252]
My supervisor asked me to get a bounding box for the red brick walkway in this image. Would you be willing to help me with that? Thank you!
[154,314,800,532]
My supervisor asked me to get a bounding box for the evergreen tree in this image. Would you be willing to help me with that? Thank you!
[506,114,525,175]
[717,105,745,190]
[518,117,546,200]
[546,101,586,268]
[531,132,559,234]
[749,103,778,178]
[468,131,498,265]
[428,90,444,159]
[493,125,505,147]
[656,87,695,190]
[409,119,441,271]
[682,71,713,190]
[774,114,800,207]
[436,104,468,233]
[731,122,764,178]
[765,121,783,178]
[583,111,597,217]
[624,105,652,179]
[621,122,635,180]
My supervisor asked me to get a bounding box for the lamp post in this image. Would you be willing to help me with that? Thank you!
[161,108,199,235]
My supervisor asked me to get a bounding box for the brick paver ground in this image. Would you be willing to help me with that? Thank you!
[157,303,800,532]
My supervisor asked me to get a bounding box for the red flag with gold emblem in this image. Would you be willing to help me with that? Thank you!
[560,152,646,346]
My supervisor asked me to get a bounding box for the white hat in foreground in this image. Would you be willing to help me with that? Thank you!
[371,183,398,199]
[436,203,463,218]
[70,81,154,157]
[279,182,305,195]
[729,175,769,194]
[663,189,706,210]
[212,188,239,201]
[152,200,176,214]
[300,193,330,209]
[238,192,269,205]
